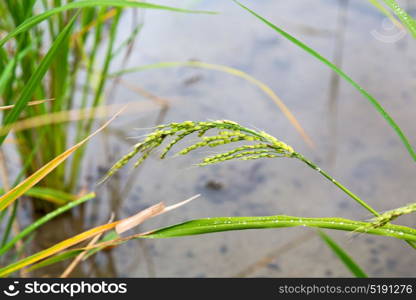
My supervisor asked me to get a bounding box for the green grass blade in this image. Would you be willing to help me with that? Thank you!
[233,0,416,162]
[0,13,79,145]
[381,0,416,38]
[0,192,95,256]
[317,230,368,278]
[111,23,144,59]
[24,214,416,273]
[140,215,416,242]
[0,0,216,47]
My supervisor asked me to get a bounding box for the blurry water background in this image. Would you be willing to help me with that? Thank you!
[25,0,416,277]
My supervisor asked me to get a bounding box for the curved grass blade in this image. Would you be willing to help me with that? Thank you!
[111,61,315,149]
[0,108,124,211]
[381,0,416,38]
[0,13,78,145]
[233,0,416,162]
[0,0,216,47]
[0,192,95,256]
[317,230,367,278]
[368,0,404,30]
[139,215,416,242]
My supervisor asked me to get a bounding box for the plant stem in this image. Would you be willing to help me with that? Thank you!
[293,152,380,217]
[293,152,416,250]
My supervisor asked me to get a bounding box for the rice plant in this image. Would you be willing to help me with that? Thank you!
[101,118,416,222]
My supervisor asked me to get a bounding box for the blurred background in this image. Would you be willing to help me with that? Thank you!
[24,0,416,277]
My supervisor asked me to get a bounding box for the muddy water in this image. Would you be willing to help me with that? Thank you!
[33,0,416,277]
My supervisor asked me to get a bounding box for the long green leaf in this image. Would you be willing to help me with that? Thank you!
[140,215,416,242]
[233,0,416,162]
[0,13,78,145]
[318,230,368,278]
[0,0,216,47]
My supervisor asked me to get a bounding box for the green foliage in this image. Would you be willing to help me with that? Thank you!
[138,215,416,242]
[380,0,416,38]
[362,203,416,230]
